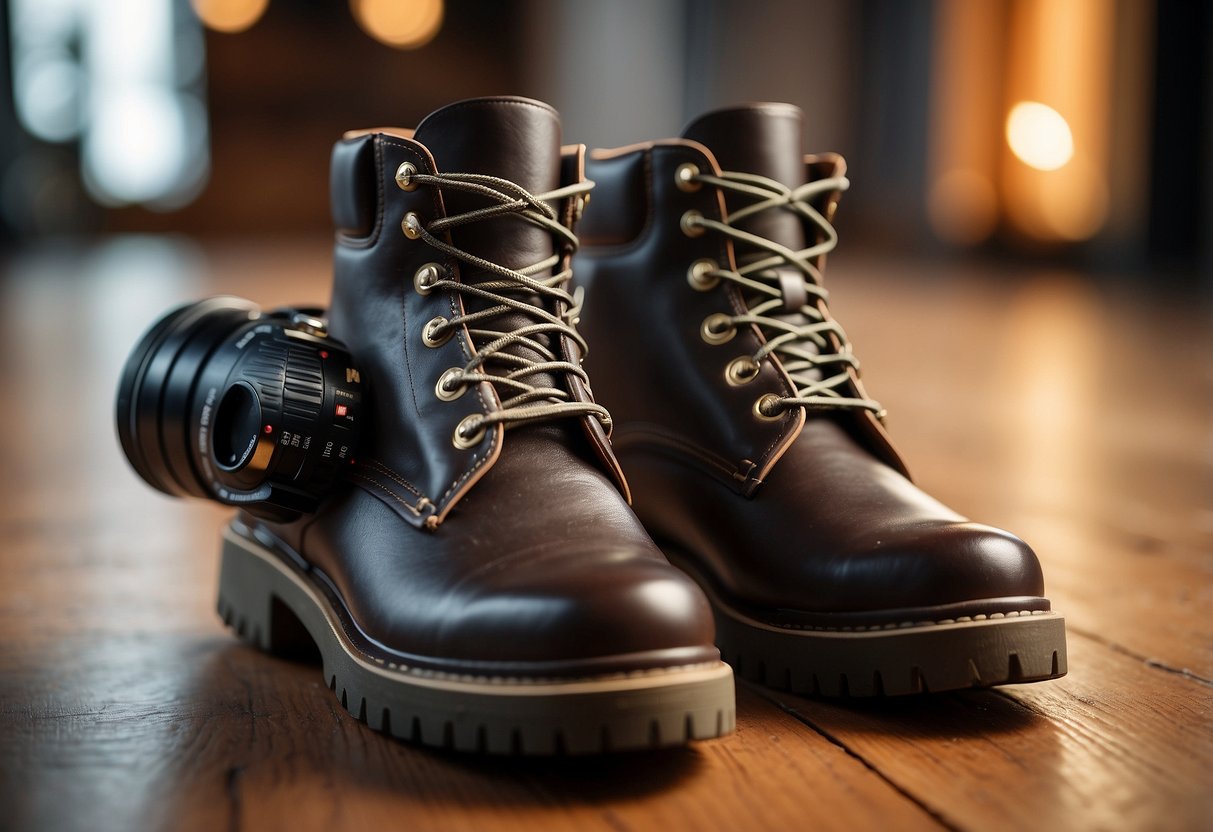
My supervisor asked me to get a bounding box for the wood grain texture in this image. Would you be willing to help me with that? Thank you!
[0,239,1208,831]
[761,633,1213,832]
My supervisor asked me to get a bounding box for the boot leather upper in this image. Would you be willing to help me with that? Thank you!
[252,97,719,676]
[575,103,1048,622]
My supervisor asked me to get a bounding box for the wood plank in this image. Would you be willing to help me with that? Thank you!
[3,239,1209,831]
[758,632,1213,832]
[0,630,943,832]
[829,256,1213,678]
[0,241,942,831]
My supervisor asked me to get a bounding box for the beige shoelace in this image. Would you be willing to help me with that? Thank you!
[398,169,610,445]
[684,170,884,419]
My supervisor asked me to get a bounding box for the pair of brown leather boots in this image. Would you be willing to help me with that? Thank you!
[219,96,1066,755]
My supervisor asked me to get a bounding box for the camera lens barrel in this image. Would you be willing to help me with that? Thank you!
[116,297,363,518]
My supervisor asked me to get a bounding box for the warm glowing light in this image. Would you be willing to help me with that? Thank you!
[191,0,270,34]
[351,0,444,49]
[1006,102,1074,171]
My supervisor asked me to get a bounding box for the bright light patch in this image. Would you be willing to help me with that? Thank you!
[190,0,269,34]
[14,50,82,141]
[1006,101,1074,171]
[351,0,443,49]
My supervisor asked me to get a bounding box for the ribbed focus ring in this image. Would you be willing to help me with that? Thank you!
[283,349,324,421]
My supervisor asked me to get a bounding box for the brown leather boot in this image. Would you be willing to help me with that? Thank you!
[574,103,1067,696]
[217,97,735,753]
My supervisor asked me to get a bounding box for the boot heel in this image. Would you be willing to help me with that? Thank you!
[217,530,317,659]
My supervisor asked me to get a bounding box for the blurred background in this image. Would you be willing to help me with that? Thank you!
[0,0,1209,285]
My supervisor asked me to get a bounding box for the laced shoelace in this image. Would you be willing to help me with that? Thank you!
[397,168,610,445]
[684,169,884,419]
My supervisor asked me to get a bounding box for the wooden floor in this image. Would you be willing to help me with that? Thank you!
[1,238,1209,832]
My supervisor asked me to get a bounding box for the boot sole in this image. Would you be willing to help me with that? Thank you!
[666,553,1067,696]
[216,525,736,754]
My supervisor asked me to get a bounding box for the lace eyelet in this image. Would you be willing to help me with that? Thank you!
[753,393,784,421]
[402,211,424,240]
[687,258,720,291]
[422,316,452,347]
[435,367,467,401]
[452,414,487,449]
[680,210,705,238]
[725,356,760,386]
[700,312,736,345]
[414,262,444,295]
[395,162,419,191]
[675,163,701,192]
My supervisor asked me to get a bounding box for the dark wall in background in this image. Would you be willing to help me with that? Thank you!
[1,0,1209,283]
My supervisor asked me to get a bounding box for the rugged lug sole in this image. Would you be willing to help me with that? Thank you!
[669,558,1067,697]
[216,526,736,754]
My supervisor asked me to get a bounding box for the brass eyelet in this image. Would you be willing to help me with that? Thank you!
[395,161,419,191]
[452,414,487,449]
[422,315,452,347]
[725,355,761,386]
[675,162,701,192]
[687,258,720,291]
[680,210,705,238]
[753,393,784,421]
[700,312,736,345]
[414,262,444,295]
[402,211,424,240]
[435,367,467,401]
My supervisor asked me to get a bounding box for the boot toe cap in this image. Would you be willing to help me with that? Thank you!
[430,548,720,672]
[830,521,1047,611]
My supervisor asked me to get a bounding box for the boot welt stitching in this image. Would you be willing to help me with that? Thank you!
[773,608,1054,632]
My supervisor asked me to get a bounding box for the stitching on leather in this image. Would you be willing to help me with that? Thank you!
[436,434,494,505]
[349,471,423,517]
[363,459,426,498]
[377,137,496,512]
[380,136,496,512]
[749,608,1056,633]
[381,138,434,422]
[360,658,720,685]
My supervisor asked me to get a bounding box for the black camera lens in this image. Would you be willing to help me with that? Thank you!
[115,297,363,518]
[212,382,262,472]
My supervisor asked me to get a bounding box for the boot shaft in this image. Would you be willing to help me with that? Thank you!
[575,104,904,496]
[326,97,622,527]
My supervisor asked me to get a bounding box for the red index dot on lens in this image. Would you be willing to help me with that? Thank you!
[319,350,329,359]
[264,425,273,434]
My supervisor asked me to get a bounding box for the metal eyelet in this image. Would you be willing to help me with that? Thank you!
[402,211,424,240]
[452,414,487,449]
[687,258,720,291]
[725,355,761,386]
[395,161,418,191]
[753,393,784,421]
[435,367,467,401]
[675,162,701,192]
[680,210,705,238]
[700,312,736,345]
[414,262,444,295]
[422,316,452,347]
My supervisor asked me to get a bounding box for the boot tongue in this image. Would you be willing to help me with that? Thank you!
[682,103,807,252]
[413,97,567,415]
[414,96,561,278]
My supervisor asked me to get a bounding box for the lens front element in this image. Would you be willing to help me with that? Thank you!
[212,382,263,472]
